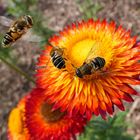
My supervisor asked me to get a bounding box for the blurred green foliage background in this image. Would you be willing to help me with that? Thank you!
[79,112,134,140]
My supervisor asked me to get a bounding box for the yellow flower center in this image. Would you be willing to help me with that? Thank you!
[67,39,94,67]
[8,108,24,134]
[62,37,115,79]
[8,106,29,140]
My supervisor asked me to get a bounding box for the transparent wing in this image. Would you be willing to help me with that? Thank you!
[21,30,41,43]
[0,16,13,27]
[84,42,101,63]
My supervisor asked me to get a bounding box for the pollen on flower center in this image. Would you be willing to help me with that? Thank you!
[64,38,114,78]
[41,103,65,123]
[67,39,95,67]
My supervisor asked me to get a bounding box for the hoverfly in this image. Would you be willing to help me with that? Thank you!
[75,57,105,78]
[50,47,66,69]
[36,45,67,70]
[75,43,106,78]
[1,15,33,48]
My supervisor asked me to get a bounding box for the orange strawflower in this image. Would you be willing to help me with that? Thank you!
[7,96,30,140]
[36,19,140,119]
[25,88,87,140]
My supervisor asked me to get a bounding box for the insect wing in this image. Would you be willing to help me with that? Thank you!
[0,16,13,27]
[84,42,101,63]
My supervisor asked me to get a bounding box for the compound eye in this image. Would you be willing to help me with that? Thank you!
[76,69,83,78]
[26,15,33,26]
[50,51,55,57]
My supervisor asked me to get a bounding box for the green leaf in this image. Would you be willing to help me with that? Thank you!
[79,112,134,140]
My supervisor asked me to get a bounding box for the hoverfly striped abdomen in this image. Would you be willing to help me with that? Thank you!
[91,57,106,70]
[50,48,66,69]
[76,57,105,78]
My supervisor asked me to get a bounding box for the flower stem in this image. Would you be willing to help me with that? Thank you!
[0,55,35,84]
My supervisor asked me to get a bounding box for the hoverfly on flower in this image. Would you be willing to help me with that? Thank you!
[75,56,106,78]
[71,42,106,78]
[50,46,66,69]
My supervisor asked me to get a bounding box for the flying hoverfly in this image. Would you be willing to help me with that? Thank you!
[0,15,41,48]
[1,15,33,48]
